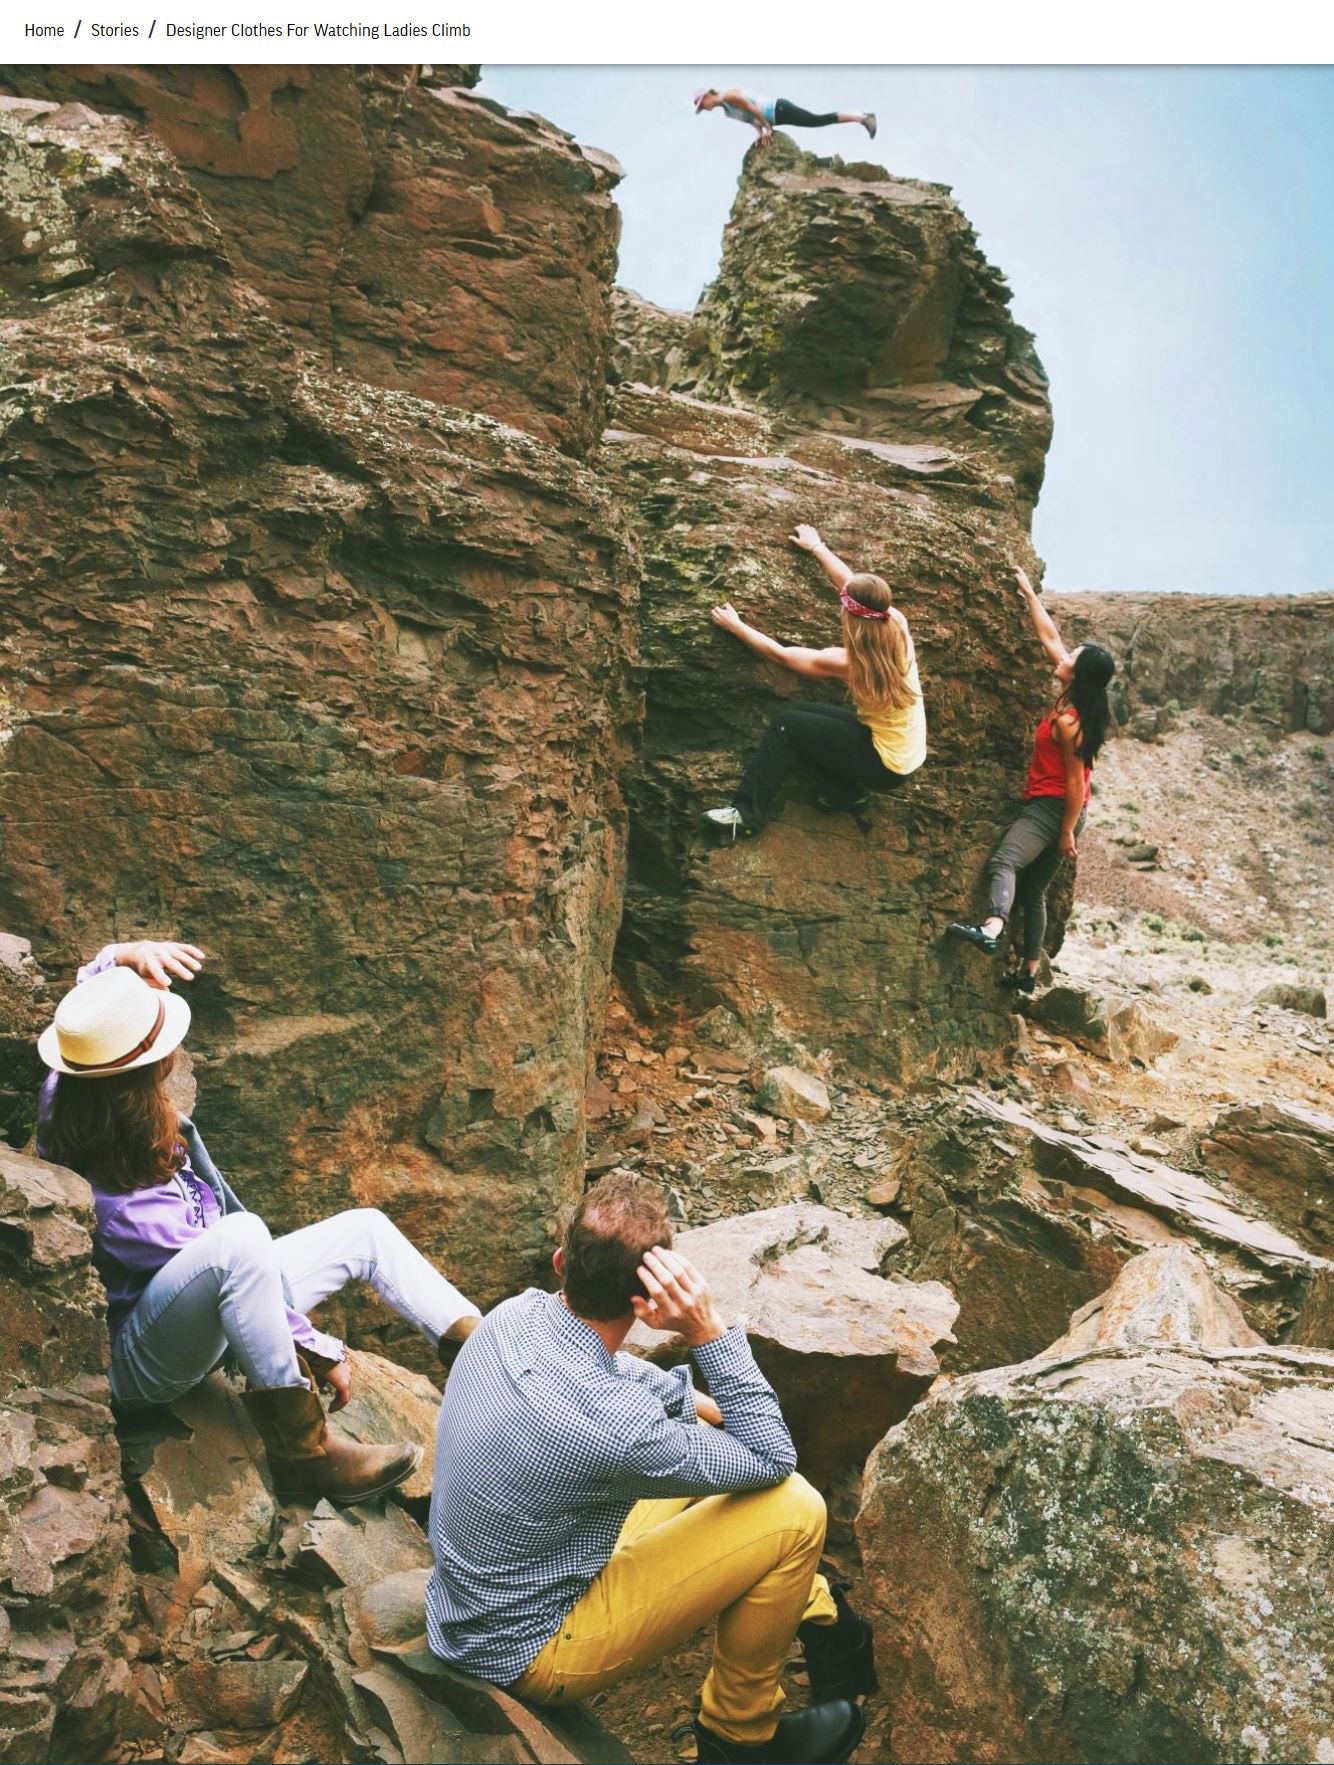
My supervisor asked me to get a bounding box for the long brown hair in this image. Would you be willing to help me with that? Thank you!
[45,1055,183,1193]
[841,573,918,714]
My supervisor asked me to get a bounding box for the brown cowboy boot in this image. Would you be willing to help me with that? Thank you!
[242,1370,421,1506]
[436,1311,481,1371]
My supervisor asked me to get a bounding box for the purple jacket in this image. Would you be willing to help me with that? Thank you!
[36,948,342,1364]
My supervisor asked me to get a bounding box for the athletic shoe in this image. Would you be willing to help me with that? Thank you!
[947,921,1002,955]
[863,113,878,138]
[999,970,1037,996]
[704,806,751,840]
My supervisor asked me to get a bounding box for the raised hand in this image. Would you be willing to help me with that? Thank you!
[114,940,206,990]
[631,1246,724,1347]
[1014,566,1037,598]
[711,601,744,633]
[790,523,823,553]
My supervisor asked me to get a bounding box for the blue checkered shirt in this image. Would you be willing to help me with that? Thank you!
[425,1287,798,1686]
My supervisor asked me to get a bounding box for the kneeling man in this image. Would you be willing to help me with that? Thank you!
[426,1175,873,1764]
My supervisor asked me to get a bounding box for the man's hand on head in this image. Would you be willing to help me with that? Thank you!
[630,1247,724,1348]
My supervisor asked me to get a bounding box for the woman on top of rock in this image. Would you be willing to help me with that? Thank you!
[36,939,482,1506]
[694,87,876,144]
[947,569,1116,993]
[704,523,926,837]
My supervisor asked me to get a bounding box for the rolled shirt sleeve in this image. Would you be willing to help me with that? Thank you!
[288,1311,345,1366]
[611,1326,797,1500]
[76,945,121,984]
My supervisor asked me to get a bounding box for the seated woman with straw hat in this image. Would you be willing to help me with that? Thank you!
[36,938,482,1506]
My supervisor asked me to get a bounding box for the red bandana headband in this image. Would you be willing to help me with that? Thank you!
[839,586,891,621]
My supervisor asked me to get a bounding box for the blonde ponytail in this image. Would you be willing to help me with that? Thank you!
[841,574,918,714]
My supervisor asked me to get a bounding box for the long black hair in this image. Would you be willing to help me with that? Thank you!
[1065,644,1116,768]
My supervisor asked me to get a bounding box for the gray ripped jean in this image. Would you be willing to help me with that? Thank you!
[984,797,1086,962]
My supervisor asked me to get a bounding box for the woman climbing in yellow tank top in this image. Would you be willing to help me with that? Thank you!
[704,524,926,838]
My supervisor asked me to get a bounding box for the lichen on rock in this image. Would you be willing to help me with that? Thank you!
[858,1247,1334,1765]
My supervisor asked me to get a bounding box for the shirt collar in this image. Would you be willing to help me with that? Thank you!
[540,1290,618,1370]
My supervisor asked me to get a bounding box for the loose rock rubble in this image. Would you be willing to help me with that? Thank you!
[627,1205,957,1488]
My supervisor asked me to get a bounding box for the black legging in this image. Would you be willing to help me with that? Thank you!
[734,702,905,829]
[773,99,841,129]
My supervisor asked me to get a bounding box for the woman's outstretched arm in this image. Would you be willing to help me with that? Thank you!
[1016,567,1073,669]
[711,602,846,678]
[791,524,854,593]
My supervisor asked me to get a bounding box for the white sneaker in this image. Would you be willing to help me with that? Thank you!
[704,806,749,840]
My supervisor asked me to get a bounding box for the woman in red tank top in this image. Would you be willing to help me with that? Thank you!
[948,569,1115,991]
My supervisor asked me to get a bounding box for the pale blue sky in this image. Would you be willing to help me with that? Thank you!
[479,67,1334,595]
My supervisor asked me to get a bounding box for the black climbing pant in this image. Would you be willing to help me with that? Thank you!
[773,99,842,128]
[734,702,906,830]
[983,798,1087,962]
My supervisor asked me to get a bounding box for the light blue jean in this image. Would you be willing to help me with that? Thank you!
[110,1207,479,1404]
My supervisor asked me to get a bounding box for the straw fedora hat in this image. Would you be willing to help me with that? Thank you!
[39,965,191,1078]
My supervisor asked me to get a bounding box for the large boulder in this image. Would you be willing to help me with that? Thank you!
[0,1147,134,1765]
[858,1247,1334,1765]
[1254,981,1327,1019]
[885,1092,1330,1368]
[0,68,620,457]
[605,134,1057,1079]
[1030,983,1180,1065]
[0,97,638,1307]
[1201,1099,1334,1255]
[627,1204,957,1486]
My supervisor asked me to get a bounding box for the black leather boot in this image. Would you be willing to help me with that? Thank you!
[799,1585,878,1701]
[693,1699,865,1764]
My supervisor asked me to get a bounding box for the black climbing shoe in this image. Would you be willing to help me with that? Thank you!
[800,1584,878,1702]
[704,807,753,841]
[999,970,1037,996]
[948,921,1002,955]
[863,112,878,139]
[693,1700,866,1765]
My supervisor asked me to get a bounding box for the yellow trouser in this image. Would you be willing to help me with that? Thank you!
[513,1473,838,1746]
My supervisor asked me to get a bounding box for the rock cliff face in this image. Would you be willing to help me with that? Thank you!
[1049,591,1334,733]
[606,135,1057,1075]
[0,66,618,457]
[0,89,1061,1310]
[0,92,638,1308]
